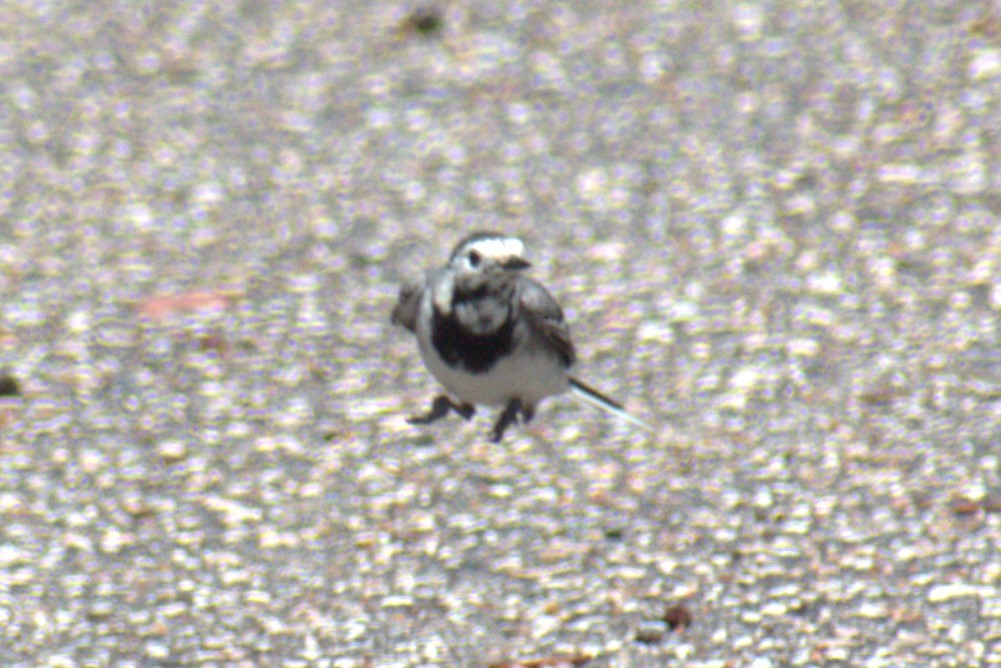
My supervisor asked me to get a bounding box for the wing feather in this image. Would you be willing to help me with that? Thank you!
[391,274,426,333]
[518,277,576,367]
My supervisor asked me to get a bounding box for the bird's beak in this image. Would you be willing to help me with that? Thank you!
[501,256,531,270]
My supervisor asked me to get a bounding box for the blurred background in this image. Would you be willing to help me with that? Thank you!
[0,1,999,665]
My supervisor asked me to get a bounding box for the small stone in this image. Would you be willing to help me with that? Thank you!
[635,619,668,644]
[0,373,19,397]
[402,7,444,37]
[663,604,693,630]
[144,642,170,660]
[969,47,1001,80]
[928,583,983,602]
[950,499,981,516]
[86,600,115,620]
[156,439,188,462]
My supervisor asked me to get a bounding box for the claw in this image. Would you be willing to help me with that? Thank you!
[408,395,475,425]
[490,399,524,442]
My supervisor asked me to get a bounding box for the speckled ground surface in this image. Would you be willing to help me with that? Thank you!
[1,1,999,666]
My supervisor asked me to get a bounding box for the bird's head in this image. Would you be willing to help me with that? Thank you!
[448,232,530,284]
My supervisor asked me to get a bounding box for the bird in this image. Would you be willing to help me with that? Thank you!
[391,231,653,442]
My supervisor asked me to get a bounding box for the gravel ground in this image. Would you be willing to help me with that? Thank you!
[1,1,1000,666]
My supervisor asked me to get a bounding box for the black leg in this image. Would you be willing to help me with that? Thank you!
[521,404,535,424]
[408,395,475,425]
[453,400,476,420]
[490,399,523,443]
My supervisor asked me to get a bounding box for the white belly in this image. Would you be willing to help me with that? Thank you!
[417,329,569,407]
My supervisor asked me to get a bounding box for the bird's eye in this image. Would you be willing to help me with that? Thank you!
[468,250,481,267]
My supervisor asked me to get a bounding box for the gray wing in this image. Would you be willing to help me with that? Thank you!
[390,274,426,333]
[518,277,576,367]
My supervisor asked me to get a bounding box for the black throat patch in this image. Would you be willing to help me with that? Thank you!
[431,287,516,374]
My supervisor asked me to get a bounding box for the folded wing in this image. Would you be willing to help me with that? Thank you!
[518,277,576,367]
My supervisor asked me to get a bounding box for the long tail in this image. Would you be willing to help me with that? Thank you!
[569,377,655,433]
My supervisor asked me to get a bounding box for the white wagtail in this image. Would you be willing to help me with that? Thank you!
[391,231,653,442]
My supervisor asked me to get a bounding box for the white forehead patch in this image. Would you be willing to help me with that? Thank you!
[468,236,525,261]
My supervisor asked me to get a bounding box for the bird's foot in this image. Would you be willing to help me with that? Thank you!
[490,399,530,442]
[407,395,475,425]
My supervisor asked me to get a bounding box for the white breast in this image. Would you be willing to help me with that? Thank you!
[415,296,569,407]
